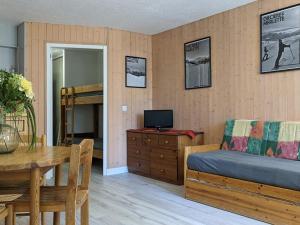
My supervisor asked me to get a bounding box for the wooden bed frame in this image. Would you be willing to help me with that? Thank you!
[184,145,300,225]
[61,84,103,159]
[61,84,103,105]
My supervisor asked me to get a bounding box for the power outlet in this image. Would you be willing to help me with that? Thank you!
[122,105,128,112]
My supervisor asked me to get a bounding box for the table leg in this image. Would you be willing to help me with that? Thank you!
[30,168,40,225]
[53,164,62,225]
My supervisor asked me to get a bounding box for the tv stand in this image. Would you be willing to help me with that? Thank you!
[127,129,204,185]
[156,128,171,132]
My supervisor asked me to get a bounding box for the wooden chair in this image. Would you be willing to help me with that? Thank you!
[19,134,47,147]
[9,139,94,225]
[0,135,48,224]
[0,194,22,225]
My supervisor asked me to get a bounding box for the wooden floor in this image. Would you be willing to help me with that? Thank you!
[1,162,268,225]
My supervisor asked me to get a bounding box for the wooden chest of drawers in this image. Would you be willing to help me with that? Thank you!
[127,130,204,185]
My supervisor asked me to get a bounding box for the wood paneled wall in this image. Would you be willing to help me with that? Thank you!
[24,22,152,168]
[152,0,300,144]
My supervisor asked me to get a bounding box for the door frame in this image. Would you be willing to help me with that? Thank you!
[46,43,108,176]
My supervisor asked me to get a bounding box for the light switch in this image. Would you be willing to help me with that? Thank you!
[122,105,128,112]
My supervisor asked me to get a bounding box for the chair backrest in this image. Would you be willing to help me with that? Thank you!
[67,139,94,192]
[19,134,47,147]
[66,139,93,210]
[79,139,94,190]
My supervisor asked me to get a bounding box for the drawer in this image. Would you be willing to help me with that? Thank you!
[128,147,149,160]
[143,134,158,146]
[158,135,178,149]
[151,148,177,166]
[150,163,177,182]
[128,157,150,175]
[127,132,142,147]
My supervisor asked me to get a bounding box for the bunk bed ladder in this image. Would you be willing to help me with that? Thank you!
[61,87,75,146]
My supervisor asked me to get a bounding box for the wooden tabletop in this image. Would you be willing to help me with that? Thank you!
[0,146,71,171]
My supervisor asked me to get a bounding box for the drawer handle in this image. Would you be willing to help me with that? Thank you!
[147,138,151,142]
[135,150,140,154]
[136,162,141,167]
[132,137,136,141]
[159,169,165,173]
[164,140,169,144]
[160,154,164,159]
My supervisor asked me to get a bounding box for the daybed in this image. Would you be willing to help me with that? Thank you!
[185,119,300,225]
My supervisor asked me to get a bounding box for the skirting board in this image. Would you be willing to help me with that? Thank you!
[106,166,128,176]
[46,167,128,178]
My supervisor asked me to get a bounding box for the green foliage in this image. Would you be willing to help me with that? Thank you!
[0,70,36,149]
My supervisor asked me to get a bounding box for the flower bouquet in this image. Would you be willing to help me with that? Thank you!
[0,70,36,151]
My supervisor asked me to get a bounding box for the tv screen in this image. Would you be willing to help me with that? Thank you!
[144,110,173,129]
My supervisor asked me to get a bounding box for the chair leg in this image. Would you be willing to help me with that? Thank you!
[81,198,89,225]
[41,212,46,225]
[5,205,15,225]
[53,212,60,225]
[65,202,76,225]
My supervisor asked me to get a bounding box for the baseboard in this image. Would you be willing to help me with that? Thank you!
[46,167,128,177]
[106,166,128,176]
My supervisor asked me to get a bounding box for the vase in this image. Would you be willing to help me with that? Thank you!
[0,123,19,154]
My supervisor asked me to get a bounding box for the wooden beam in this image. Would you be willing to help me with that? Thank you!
[61,84,103,96]
[61,96,103,105]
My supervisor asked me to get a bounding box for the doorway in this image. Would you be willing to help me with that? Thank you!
[46,43,108,175]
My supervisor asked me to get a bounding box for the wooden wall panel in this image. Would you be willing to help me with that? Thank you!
[152,0,300,144]
[24,22,152,168]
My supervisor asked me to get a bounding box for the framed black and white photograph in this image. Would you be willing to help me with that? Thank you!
[184,37,211,89]
[261,4,300,74]
[125,56,146,88]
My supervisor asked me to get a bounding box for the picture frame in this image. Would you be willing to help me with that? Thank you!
[125,56,147,88]
[260,4,300,74]
[184,37,212,89]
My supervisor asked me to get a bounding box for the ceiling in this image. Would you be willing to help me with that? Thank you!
[0,0,255,35]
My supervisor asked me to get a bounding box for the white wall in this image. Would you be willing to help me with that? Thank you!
[0,23,17,72]
[65,49,103,85]
[64,49,103,136]
[52,49,64,144]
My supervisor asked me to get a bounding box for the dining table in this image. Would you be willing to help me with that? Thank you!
[0,145,71,225]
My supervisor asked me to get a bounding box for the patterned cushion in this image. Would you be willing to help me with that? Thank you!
[221,119,253,152]
[275,122,300,160]
[221,119,235,150]
[247,121,264,155]
[222,120,300,160]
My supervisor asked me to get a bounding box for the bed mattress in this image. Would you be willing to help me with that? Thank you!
[187,150,300,190]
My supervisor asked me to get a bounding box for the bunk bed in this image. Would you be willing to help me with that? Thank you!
[60,83,103,159]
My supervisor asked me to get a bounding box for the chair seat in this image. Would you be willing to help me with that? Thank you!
[4,186,88,212]
[0,194,22,202]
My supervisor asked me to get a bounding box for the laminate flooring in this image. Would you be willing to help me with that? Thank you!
[2,161,268,225]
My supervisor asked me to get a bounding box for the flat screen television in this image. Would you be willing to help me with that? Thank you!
[144,110,173,130]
